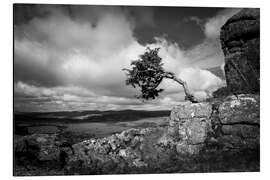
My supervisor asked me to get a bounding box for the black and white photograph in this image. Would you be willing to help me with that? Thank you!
[13,3,260,176]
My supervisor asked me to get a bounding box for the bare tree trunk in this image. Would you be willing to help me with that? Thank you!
[171,76,198,103]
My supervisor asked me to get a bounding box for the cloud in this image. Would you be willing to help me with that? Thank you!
[14,5,227,111]
[178,8,241,70]
[185,39,224,69]
[178,67,225,93]
[183,16,204,29]
[204,8,241,39]
[14,81,181,112]
[14,81,145,111]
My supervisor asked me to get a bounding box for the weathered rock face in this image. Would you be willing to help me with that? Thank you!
[164,102,212,155]
[160,94,259,158]
[219,94,259,124]
[65,128,167,174]
[216,94,260,150]
[220,8,260,94]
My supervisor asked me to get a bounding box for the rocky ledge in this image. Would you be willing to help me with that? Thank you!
[14,94,260,175]
[161,94,259,156]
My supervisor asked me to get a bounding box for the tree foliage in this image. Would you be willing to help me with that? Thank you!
[123,47,198,102]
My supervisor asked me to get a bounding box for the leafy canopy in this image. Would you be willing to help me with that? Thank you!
[123,47,174,100]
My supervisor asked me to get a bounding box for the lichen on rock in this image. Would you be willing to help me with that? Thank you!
[163,102,213,155]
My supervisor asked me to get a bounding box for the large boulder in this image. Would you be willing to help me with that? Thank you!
[220,8,260,94]
[215,94,260,150]
[163,102,213,155]
[219,94,259,125]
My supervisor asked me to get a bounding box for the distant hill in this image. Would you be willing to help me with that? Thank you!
[14,110,171,124]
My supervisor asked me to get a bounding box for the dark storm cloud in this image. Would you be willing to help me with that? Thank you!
[133,6,223,48]
[14,4,239,112]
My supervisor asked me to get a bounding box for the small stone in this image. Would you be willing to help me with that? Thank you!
[118,149,127,157]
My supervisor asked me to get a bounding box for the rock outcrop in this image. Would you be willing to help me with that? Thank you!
[160,94,259,155]
[14,127,170,175]
[65,128,157,174]
[220,8,260,94]
[161,102,212,155]
[14,94,260,175]
[215,94,260,151]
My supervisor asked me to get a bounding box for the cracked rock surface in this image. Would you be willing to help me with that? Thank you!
[220,8,260,93]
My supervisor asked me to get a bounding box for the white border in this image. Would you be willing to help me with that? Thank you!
[1,0,269,179]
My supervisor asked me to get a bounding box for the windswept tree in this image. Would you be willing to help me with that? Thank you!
[122,47,198,103]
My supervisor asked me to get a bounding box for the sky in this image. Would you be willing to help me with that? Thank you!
[14,4,241,112]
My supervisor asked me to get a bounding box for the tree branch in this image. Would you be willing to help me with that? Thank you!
[164,73,198,103]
